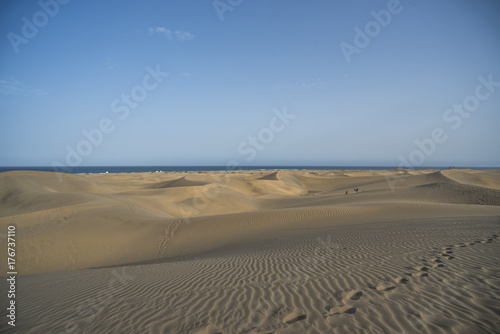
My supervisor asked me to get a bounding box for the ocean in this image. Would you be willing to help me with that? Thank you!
[0,166,489,174]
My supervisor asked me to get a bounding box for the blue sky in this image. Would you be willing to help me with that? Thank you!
[1,0,499,167]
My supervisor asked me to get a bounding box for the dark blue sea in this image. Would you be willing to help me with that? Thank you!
[0,166,493,174]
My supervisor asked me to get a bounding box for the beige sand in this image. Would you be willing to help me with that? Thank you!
[0,169,499,333]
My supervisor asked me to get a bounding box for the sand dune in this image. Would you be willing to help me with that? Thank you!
[0,169,499,333]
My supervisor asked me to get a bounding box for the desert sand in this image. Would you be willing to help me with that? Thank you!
[0,168,499,333]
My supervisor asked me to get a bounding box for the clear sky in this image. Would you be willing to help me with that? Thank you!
[1,0,499,167]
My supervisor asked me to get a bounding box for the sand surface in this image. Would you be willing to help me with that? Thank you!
[1,168,499,333]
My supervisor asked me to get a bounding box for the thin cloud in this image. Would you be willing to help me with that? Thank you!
[0,79,47,96]
[148,27,194,41]
[174,31,194,41]
[149,27,173,39]
[32,89,47,96]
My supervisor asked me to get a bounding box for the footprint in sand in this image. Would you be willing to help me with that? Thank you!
[282,310,307,324]
[429,257,445,268]
[342,290,363,304]
[375,283,396,291]
[394,276,409,284]
[415,266,429,272]
[410,265,430,277]
[202,324,221,334]
[328,305,357,316]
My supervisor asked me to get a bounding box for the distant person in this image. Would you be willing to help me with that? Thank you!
[345,190,348,195]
